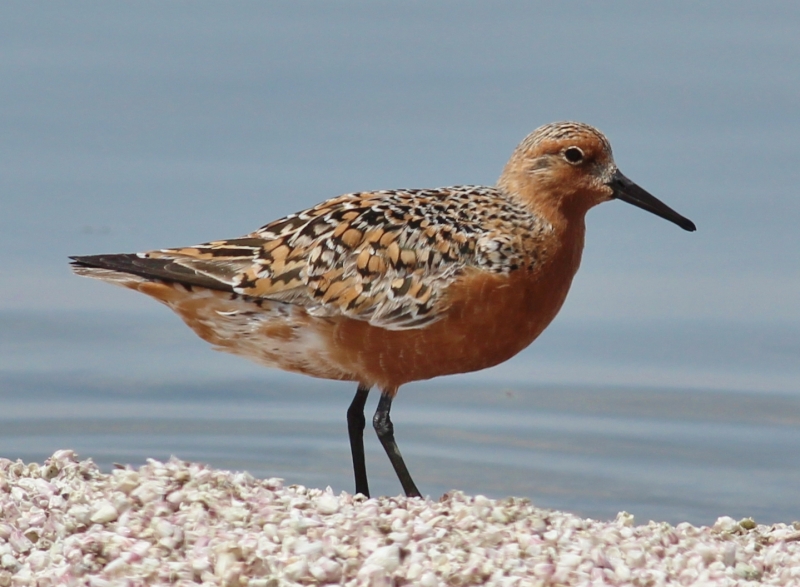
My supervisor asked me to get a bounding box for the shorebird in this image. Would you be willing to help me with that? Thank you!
[71,121,695,498]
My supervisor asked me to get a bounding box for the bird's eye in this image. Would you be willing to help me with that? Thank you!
[563,147,584,164]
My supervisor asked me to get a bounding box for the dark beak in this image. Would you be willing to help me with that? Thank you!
[608,169,696,232]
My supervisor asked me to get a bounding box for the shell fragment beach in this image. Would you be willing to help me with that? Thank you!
[0,451,798,585]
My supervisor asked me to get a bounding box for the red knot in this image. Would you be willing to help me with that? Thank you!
[71,121,695,498]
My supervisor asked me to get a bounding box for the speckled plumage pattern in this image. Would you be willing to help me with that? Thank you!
[147,186,552,330]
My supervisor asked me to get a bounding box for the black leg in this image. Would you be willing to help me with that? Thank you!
[373,391,421,498]
[347,384,371,497]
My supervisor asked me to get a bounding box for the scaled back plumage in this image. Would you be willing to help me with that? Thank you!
[138,186,552,330]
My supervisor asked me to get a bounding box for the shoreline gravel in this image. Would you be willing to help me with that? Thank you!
[1,451,799,586]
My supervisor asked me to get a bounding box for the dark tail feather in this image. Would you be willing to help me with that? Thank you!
[70,254,234,292]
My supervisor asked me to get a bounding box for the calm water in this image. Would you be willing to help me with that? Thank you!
[1,3,799,527]
[2,311,799,527]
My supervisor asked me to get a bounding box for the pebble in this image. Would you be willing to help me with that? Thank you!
[315,491,340,515]
[0,451,799,585]
[89,501,118,524]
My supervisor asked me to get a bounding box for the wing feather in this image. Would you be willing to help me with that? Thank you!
[139,187,548,330]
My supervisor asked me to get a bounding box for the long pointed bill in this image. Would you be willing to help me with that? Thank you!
[608,169,696,232]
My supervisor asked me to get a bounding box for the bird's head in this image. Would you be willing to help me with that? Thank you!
[498,121,696,232]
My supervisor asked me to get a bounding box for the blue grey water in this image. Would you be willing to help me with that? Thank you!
[1,2,799,526]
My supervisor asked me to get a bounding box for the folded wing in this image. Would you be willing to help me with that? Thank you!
[73,187,543,330]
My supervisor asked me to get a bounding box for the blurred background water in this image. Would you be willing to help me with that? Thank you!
[1,2,799,526]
